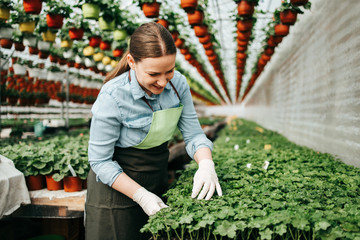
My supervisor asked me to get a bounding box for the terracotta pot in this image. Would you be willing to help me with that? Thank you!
[193,25,208,37]
[171,31,179,41]
[180,48,189,55]
[28,46,39,55]
[14,42,25,51]
[99,41,111,50]
[0,7,10,20]
[38,50,50,59]
[88,36,101,47]
[199,34,211,44]
[237,19,253,32]
[156,19,169,29]
[113,48,123,58]
[290,0,309,6]
[264,47,274,56]
[274,36,283,44]
[237,1,255,16]
[82,179,87,189]
[174,38,185,48]
[184,53,193,61]
[237,52,247,59]
[237,45,247,52]
[64,176,83,192]
[46,14,64,29]
[58,58,67,65]
[280,10,297,25]
[0,39,12,49]
[267,36,277,47]
[180,0,198,12]
[187,10,204,26]
[67,61,75,68]
[208,55,217,61]
[202,42,213,50]
[69,28,84,40]
[142,2,161,18]
[237,31,251,41]
[205,49,215,56]
[23,0,42,14]
[45,175,63,191]
[274,24,289,36]
[237,39,248,46]
[26,175,45,191]
[82,3,100,19]
[261,53,271,62]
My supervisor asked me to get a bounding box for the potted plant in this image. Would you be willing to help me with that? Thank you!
[135,0,161,18]
[78,0,102,20]
[234,0,260,16]
[44,0,72,29]
[36,17,58,42]
[112,40,127,58]
[99,32,112,51]
[0,0,13,20]
[23,0,43,15]
[11,5,39,33]
[12,30,25,51]
[113,29,128,41]
[0,20,13,39]
[98,2,119,31]
[64,15,89,40]
[277,1,310,25]
[58,28,73,48]
[13,59,27,76]
[23,33,38,47]
[180,0,197,13]
[187,9,204,26]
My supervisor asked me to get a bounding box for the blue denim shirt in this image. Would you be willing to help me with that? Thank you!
[88,69,213,187]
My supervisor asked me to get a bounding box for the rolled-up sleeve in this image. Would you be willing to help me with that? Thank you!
[88,91,123,187]
[176,75,213,158]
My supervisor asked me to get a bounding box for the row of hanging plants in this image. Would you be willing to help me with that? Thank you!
[180,0,231,102]
[241,0,311,101]
[233,0,260,101]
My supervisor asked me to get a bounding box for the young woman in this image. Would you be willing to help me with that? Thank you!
[85,22,222,240]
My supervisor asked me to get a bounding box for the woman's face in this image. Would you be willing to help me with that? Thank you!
[127,54,176,96]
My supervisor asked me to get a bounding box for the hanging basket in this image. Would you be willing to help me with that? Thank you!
[98,17,115,31]
[193,25,208,37]
[29,46,39,55]
[82,3,100,19]
[113,29,127,41]
[203,42,213,50]
[264,47,274,56]
[14,42,25,51]
[187,10,204,26]
[19,21,36,33]
[88,36,101,47]
[199,34,211,44]
[60,39,73,48]
[64,176,83,192]
[99,41,111,51]
[180,0,198,12]
[156,19,169,29]
[37,40,51,51]
[237,1,255,16]
[23,0,43,14]
[174,38,185,48]
[237,19,253,32]
[0,39,13,49]
[23,36,37,47]
[237,31,251,41]
[0,27,14,39]
[0,7,10,20]
[69,28,84,40]
[41,30,57,42]
[142,2,161,18]
[280,10,298,25]
[46,14,64,29]
[113,48,123,58]
[274,24,289,37]
[290,0,309,6]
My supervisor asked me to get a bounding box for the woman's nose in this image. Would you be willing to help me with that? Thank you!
[157,75,168,87]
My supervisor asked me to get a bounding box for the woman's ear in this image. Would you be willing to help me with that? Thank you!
[127,54,135,70]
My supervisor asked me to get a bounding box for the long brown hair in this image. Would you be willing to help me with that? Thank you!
[104,22,176,83]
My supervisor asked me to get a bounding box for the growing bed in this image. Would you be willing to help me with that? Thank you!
[142,118,360,240]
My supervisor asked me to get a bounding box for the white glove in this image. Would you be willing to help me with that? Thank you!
[133,187,168,216]
[191,159,222,200]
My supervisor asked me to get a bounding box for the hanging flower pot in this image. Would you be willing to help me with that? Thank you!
[63,176,83,192]
[38,50,49,59]
[0,39,13,49]
[45,175,63,191]
[174,38,185,48]
[23,35,37,47]
[102,56,111,65]
[98,17,115,31]
[74,63,81,69]
[261,53,271,62]
[113,29,127,41]
[89,36,101,47]
[75,55,83,64]
[171,31,179,41]
[7,96,18,105]
[187,10,204,26]
[14,42,25,51]
[264,47,274,56]
[237,31,251,41]
[237,45,247,52]
[280,10,298,25]
[37,40,51,51]
[84,57,95,67]
[237,0,255,16]
[180,48,189,55]
[113,48,123,58]
[99,41,111,50]
[69,28,84,40]
[26,175,45,190]
[63,49,74,59]
[290,0,309,6]
[237,19,253,32]
[83,46,95,56]
[93,52,104,62]
[180,0,198,12]
[28,67,40,77]
[156,19,169,29]
[46,14,64,29]
[208,55,217,62]
[67,60,75,68]
[199,34,211,44]
[41,29,57,42]
[205,49,215,56]
[267,36,277,47]
[0,7,10,20]
[23,0,43,14]
[193,25,208,37]
[142,2,161,18]
[60,39,73,48]
[82,3,100,19]
[19,22,36,33]
[0,27,14,39]
[28,46,39,55]
[203,42,213,50]
[13,64,26,75]
[274,24,289,36]
[58,58,67,65]
[49,54,59,63]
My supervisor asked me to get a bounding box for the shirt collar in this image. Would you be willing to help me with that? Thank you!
[129,69,172,100]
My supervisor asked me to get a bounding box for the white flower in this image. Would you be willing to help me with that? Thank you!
[225,137,230,142]
[246,139,251,144]
[246,163,252,169]
[263,161,270,170]
[234,144,239,150]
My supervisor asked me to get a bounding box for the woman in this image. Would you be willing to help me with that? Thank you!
[85,22,222,240]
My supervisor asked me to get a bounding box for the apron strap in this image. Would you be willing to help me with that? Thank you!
[129,71,181,112]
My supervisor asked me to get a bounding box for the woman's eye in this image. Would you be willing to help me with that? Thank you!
[149,73,158,76]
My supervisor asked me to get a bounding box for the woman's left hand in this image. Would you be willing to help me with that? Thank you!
[191,159,222,200]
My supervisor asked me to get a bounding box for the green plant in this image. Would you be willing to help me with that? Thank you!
[47,65,62,72]
[12,29,24,42]
[45,0,73,18]
[134,0,162,7]
[10,4,39,23]
[0,20,12,28]
[35,16,58,34]
[99,0,120,23]
[6,88,19,98]
[64,14,89,30]
[0,0,14,10]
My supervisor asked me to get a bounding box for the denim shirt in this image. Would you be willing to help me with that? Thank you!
[88,69,213,187]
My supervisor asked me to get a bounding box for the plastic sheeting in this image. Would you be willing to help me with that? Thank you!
[239,0,360,167]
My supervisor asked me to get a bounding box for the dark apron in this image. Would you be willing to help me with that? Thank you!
[85,142,169,240]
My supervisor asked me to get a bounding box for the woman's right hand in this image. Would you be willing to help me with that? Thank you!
[133,187,168,216]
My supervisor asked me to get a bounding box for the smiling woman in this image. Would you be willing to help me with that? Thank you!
[85,22,222,240]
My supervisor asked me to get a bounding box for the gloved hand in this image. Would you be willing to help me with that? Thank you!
[191,159,222,200]
[133,187,168,216]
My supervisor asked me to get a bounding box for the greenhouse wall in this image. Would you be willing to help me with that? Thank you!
[203,0,360,167]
